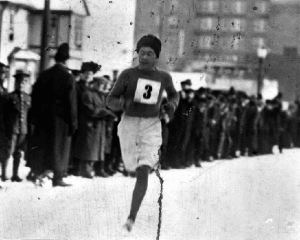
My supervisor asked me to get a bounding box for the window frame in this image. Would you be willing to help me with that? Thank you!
[199,35,213,49]
[74,17,83,50]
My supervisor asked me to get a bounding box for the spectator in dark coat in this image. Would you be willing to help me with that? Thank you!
[240,98,259,156]
[94,76,118,176]
[193,96,208,165]
[259,100,280,154]
[285,103,299,148]
[217,96,234,159]
[27,43,78,187]
[206,95,220,161]
[0,63,10,184]
[167,88,195,168]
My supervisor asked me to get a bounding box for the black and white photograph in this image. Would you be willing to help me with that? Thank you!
[0,0,300,239]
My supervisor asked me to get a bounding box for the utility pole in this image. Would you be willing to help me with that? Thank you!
[257,47,268,96]
[257,57,263,95]
[158,0,164,40]
[39,0,50,73]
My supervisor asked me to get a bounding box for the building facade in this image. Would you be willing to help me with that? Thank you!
[0,0,90,91]
[134,0,271,74]
[265,1,300,102]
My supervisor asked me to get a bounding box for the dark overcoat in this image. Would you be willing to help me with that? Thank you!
[0,88,10,161]
[74,88,110,161]
[26,63,77,177]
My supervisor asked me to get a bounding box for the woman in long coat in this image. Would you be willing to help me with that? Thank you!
[74,76,115,178]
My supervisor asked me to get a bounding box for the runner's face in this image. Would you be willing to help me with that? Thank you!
[138,47,157,70]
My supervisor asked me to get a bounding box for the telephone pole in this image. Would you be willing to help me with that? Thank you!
[39,0,50,73]
[158,0,164,40]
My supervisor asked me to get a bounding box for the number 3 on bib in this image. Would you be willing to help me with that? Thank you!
[134,78,161,105]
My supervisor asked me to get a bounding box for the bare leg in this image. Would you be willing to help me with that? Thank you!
[124,165,150,231]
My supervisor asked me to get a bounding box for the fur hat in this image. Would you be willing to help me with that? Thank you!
[181,79,192,86]
[13,69,30,78]
[136,34,161,58]
[54,43,70,62]
[81,61,101,74]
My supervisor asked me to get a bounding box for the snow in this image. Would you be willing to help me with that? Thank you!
[1,149,300,239]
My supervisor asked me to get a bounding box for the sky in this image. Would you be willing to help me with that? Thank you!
[82,0,136,73]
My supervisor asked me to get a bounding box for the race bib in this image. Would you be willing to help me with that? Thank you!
[134,78,161,105]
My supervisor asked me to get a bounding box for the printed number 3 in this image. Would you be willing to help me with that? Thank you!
[143,85,152,99]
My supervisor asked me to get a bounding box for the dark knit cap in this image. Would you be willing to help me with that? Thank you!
[181,79,192,86]
[54,43,70,62]
[136,34,161,58]
[81,61,101,74]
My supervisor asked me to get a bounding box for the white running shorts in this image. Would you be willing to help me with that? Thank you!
[118,115,162,172]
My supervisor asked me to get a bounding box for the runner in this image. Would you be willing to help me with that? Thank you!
[106,34,179,232]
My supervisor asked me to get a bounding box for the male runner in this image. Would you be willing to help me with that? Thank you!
[106,34,179,232]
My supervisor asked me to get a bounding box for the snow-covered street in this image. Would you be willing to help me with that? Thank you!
[1,149,300,240]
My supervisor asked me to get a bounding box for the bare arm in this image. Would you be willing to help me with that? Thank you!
[164,73,179,110]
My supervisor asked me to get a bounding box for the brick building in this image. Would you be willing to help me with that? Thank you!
[134,0,271,74]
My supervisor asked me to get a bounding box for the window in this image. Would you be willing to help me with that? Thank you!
[221,55,238,62]
[230,36,244,50]
[230,18,246,32]
[253,19,267,32]
[219,36,243,50]
[170,0,179,12]
[199,17,214,30]
[252,37,266,48]
[178,30,185,56]
[75,17,83,49]
[199,36,213,49]
[255,1,269,14]
[9,10,15,41]
[168,16,178,27]
[220,18,229,31]
[222,2,231,13]
[198,1,219,13]
[233,1,246,14]
[49,15,58,47]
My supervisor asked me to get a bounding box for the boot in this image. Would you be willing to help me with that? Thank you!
[195,160,202,168]
[79,161,94,179]
[105,164,116,175]
[95,161,109,178]
[11,175,23,182]
[26,171,36,182]
[52,171,72,187]
[11,156,22,182]
[104,154,116,175]
[53,179,72,187]
[1,158,9,182]
[69,157,80,176]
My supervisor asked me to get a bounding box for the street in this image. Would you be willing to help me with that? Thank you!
[1,149,300,240]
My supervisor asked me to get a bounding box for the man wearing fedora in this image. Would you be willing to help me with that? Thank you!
[28,43,78,187]
[2,69,31,182]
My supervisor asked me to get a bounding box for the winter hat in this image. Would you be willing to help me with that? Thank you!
[81,61,101,74]
[136,34,161,58]
[54,43,70,62]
